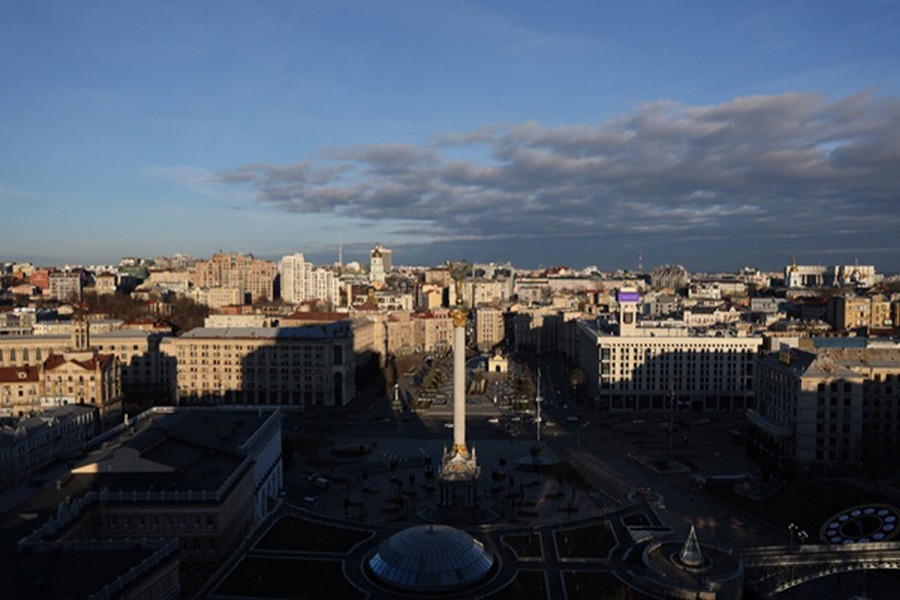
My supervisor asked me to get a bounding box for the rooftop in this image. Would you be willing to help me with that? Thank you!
[179,325,350,340]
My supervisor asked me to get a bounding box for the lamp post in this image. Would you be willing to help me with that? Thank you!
[788,522,799,552]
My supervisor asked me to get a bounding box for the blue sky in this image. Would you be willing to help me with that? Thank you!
[2,1,900,271]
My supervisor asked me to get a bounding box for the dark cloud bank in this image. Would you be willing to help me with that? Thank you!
[220,92,900,270]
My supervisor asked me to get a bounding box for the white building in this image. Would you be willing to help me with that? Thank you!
[577,290,762,411]
[369,244,392,285]
[280,253,341,306]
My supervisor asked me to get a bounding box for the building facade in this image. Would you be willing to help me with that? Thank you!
[279,253,340,306]
[748,347,900,476]
[576,292,761,411]
[475,307,505,352]
[161,325,355,407]
[192,253,276,303]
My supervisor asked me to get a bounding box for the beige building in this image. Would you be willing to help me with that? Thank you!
[475,307,505,352]
[0,328,172,403]
[0,365,41,417]
[190,286,244,309]
[48,270,83,302]
[161,325,355,407]
[41,351,122,421]
[93,272,118,295]
[831,294,872,330]
[384,310,454,356]
[748,347,900,476]
[192,252,276,302]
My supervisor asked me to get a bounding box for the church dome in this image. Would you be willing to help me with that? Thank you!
[367,524,495,592]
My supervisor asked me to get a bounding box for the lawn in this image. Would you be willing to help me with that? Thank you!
[554,521,616,559]
[503,532,543,558]
[485,569,548,600]
[564,571,655,600]
[255,515,372,553]
[214,557,365,599]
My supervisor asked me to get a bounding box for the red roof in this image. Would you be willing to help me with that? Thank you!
[0,365,40,383]
[285,311,347,322]
[43,353,114,371]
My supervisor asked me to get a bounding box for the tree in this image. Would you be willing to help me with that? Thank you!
[567,368,585,398]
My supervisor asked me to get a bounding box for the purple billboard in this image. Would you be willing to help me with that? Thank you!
[617,291,641,303]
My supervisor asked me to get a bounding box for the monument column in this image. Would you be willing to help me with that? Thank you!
[451,307,468,456]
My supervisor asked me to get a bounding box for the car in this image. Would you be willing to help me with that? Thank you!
[486,417,500,424]
[544,421,556,428]
[566,415,579,422]
[443,422,455,429]
[303,495,319,504]
[509,416,522,423]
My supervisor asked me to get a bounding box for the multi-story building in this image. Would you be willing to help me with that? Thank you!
[682,305,742,328]
[0,365,42,417]
[161,325,354,407]
[383,310,454,356]
[462,279,508,307]
[576,290,761,411]
[47,270,83,302]
[0,327,172,403]
[0,404,98,489]
[91,272,118,295]
[830,294,872,331]
[748,347,900,476]
[192,253,276,303]
[650,264,690,291]
[41,350,122,421]
[20,407,282,593]
[475,307,506,352]
[279,253,340,306]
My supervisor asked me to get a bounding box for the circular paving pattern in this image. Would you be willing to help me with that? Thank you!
[820,504,900,544]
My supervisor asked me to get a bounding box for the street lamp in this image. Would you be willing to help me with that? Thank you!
[788,523,799,552]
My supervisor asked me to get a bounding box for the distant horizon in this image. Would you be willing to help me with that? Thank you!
[4,246,898,277]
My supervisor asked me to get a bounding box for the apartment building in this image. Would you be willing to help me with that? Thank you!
[47,270,83,302]
[192,253,276,303]
[748,347,900,476]
[280,253,341,306]
[475,307,506,352]
[161,324,355,407]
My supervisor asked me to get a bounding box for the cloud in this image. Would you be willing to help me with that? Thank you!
[214,91,900,255]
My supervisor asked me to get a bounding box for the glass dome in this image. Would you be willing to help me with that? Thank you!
[367,524,495,592]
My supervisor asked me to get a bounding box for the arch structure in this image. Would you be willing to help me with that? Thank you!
[743,542,900,596]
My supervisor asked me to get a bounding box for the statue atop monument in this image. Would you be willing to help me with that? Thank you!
[446,260,470,308]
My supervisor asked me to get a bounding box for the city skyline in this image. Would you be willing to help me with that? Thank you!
[2,2,900,269]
